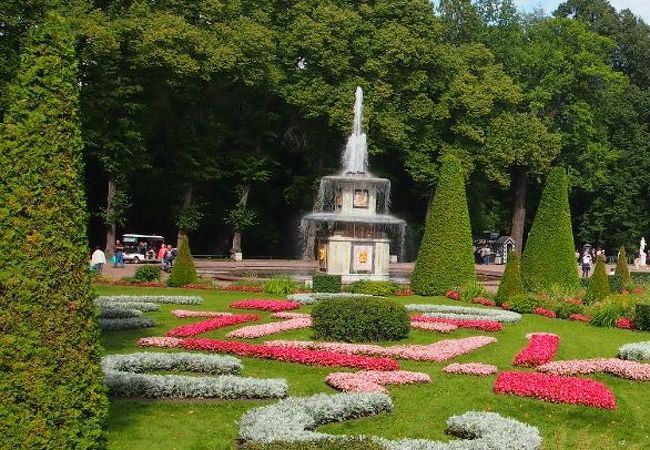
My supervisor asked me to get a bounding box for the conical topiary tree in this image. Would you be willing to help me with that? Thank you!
[615,245,631,284]
[411,154,476,295]
[496,251,524,304]
[0,15,107,447]
[521,167,579,292]
[585,256,610,304]
[168,235,198,287]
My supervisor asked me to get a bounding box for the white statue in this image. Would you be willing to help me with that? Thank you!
[640,237,647,266]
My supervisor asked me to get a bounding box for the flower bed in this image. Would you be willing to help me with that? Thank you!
[395,288,413,296]
[410,315,502,332]
[618,341,650,361]
[230,299,301,312]
[443,363,497,376]
[225,317,312,339]
[96,295,203,305]
[410,321,458,333]
[446,290,461,300]
[537,358,650,381]
[95,299,160,312]
[100,317,156,331]
[102,352,242,375]
[180,339,400,370]
[472,297,497,307]
[265,336,497,362]
[513,333,560,368]
[569,313,590,322]
[532,308,556,318]
[165,314,260,338]
[221,285,264,293]
[615,317,636,329]
[270,312,311,319]
[171,309,234,318]
[287,292,377,305]
[138,336,182,348]
[494,371,616,409]
[406,304,521,323]
[326,370,430,393]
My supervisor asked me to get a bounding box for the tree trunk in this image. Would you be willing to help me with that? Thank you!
[177,183,193,247]
[230,184,251,256]
[105,175,116,256]
[510,166,527,255]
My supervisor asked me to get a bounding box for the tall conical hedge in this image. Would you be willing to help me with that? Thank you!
[496,251,524,304]
[411,154,476,295]
[585,256,610,304]
[615,246,631,284]
[0,15,107,447]
[168,235,198,287]
[521,167,579,292]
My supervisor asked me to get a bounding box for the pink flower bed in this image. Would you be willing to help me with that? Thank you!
[533,308,557,318]
[225,317,312,338]
[443,363,497,376]
[513,333,560,368]
[229,299,301,312]
[538,358,650,381]
[138,336,182,348]
[326,370,430,393]
[569,313,591,322]
[472,297,496,307]
[180,338,400,371]
[271,312,311,319]
[165,314,260,338]
[265,336,497,362]
[494,371,616,409]
[615,317,636,330]
[446,290,461,300]
[410,321,458,333]
[411,315,502,332]
[171,309,234,318]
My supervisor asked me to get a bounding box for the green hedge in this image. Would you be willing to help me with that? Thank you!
[608,275,624,294]
[584,257,610,304]
[614,246,631,284]
[167,235,198,287]
[411,154,475,295]
[312,274,341,293]
[504,295,542,313]
[495,251,524,305]
[631,272,650,284]
[346,280,399,296]
[521,167,579,292]
[131,265,162,282]
[0,15,108,447]
[636,304,650,331]
[312,297,410,342]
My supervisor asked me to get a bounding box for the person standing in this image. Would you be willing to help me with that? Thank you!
[90,246,106,274]
[581,251,592,278]
[113,239,125,268]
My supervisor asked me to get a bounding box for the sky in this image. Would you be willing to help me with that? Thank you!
[513,0,650,22]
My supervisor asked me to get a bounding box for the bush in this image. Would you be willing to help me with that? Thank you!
[167,235,198,287]
[0,15,108,447]
[346,280,398,296]
[631,272,650,285]
[263,275,298,295]
[131,265,162,282]
[458,280,485,303]
[554,302,585,319]
[608,275,624,294]
[615,246,631,284]
[312,274,341,293]
[496,251,524,305]
[506,295,542,314]
[635,304,650,331]
[589,296,636,327]
[312,297,410,342]
[239,439,385,450]
[521,167,579,292]
[584,257,610,304]
[411,154,476,295]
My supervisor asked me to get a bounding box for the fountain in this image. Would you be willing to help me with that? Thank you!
[300,87,406,282]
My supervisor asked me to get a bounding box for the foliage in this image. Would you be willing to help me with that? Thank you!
[167,236,198,287]
[554,302,585,320]
[585,257,610,304]
[588,296,637,328]
[239,438,385,450]
[608,275,624,294]
[225,204,258,232]
[312,274,341,293]
[0,14,108,447]
[346,280,399,297]
[635,304,650,331]
[130,266,162,283]
[458,280,485,303]
[505,295,542,314]
[411,155,476,295]
[495,251,524,305]
[263,275,299,295]
[631,272,650,285]
[522,167,579,292]
[614,246,632,283]
[175,204,204,235]
[312,297,410,342]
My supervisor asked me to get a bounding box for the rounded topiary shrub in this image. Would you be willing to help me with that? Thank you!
[312,274,341,293]
[312,297,410,342]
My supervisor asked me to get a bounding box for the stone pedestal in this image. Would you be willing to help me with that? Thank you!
[323,235,390,282]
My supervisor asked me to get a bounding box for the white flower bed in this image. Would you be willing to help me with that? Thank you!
[238,393,541,449]
[100,317,156,331]
[287,293,378,305]
[102,352,242,375]
[406,304,521,323]
[95,299,160,311]
[618,341,650,361]
[96,295,203,305]
[99,307,143,319]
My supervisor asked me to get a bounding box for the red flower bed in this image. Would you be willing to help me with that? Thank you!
[221,285,264,293]
[229,299,301,312]
[396,288,414,297]
[569,313,591,322]
[445,290,461,300]
[410,315,502,332]
[501,303,511,310]
[472,297,496,307]
[564,297,583,305]
[615,317,636,330]
[513,333,560,367]
[165,314,260,338]
[180,283,214,290]
[533,307,557,318]
[494,371,616,409]
[179,338,400,371]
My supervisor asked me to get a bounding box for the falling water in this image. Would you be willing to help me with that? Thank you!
[341,86,368,175]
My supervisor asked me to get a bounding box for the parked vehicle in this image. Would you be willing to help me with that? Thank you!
[122,234,164,263]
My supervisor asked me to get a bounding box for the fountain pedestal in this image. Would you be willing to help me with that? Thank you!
[321,235,390,282]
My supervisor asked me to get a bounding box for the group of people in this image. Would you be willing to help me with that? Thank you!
[89,240,176,274]
[158,244,177,272]
[576,248,606,278]
[474,244,492,265]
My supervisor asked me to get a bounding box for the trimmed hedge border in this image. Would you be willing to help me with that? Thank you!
[405,304,522,323]
[312,274,342,293]
[100,317,156,331]
[618,342,650,361]
[102,352,242,375]
[96,295,203,305]
[99,307,143,319]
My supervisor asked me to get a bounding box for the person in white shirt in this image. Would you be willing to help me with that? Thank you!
[91,246,106,274]
[581,252,592,278]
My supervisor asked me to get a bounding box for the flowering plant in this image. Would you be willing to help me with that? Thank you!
[446,290,461,300]
[569,313,590,322]
[615,317,636,329]
[410,321,458,333]
[270,312,310,319]
[411,315,502,332]
[443,363,497,376]
[138,336,182,348]
[165,314,260,338]
[221,285,263,293]
[395,288,414,296]
[406,304,521,323]
[472,297,496,307]
[171,309,233,318]
[229,299,301,312]
[532,308,557,318]
[537,358,650,381]
[512,333,560,368]
[97,295,203,305]
[225,317,312,339]
[326,370,430,393]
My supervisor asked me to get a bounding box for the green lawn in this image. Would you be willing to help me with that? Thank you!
[97,285,650,450]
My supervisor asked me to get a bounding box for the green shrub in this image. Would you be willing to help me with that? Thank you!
[496,251,524,305]
[579,277,590,289]
[631,272,650,285]
[411,154,476,295]
[521,167,579,292]
[167,235,198,287]
[131,266,162,282]
[505,295,542,314]
[614,246,631,284]
[0,15,108,447]
[608,275,624,294]
[312,274,341,293]
[554,301,585,319]
[346,280,398,296]
[635,304,650,331]
[584,257,610,304]
[458,280,485,303]
[312,297,410,342]
[240,438,385,450]
[263,275,298,295]
[589,296,636,327]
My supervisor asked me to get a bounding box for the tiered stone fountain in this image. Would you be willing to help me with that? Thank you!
[300,87,406,282]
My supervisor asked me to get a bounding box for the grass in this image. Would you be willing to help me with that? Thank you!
[96,285,650,450]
